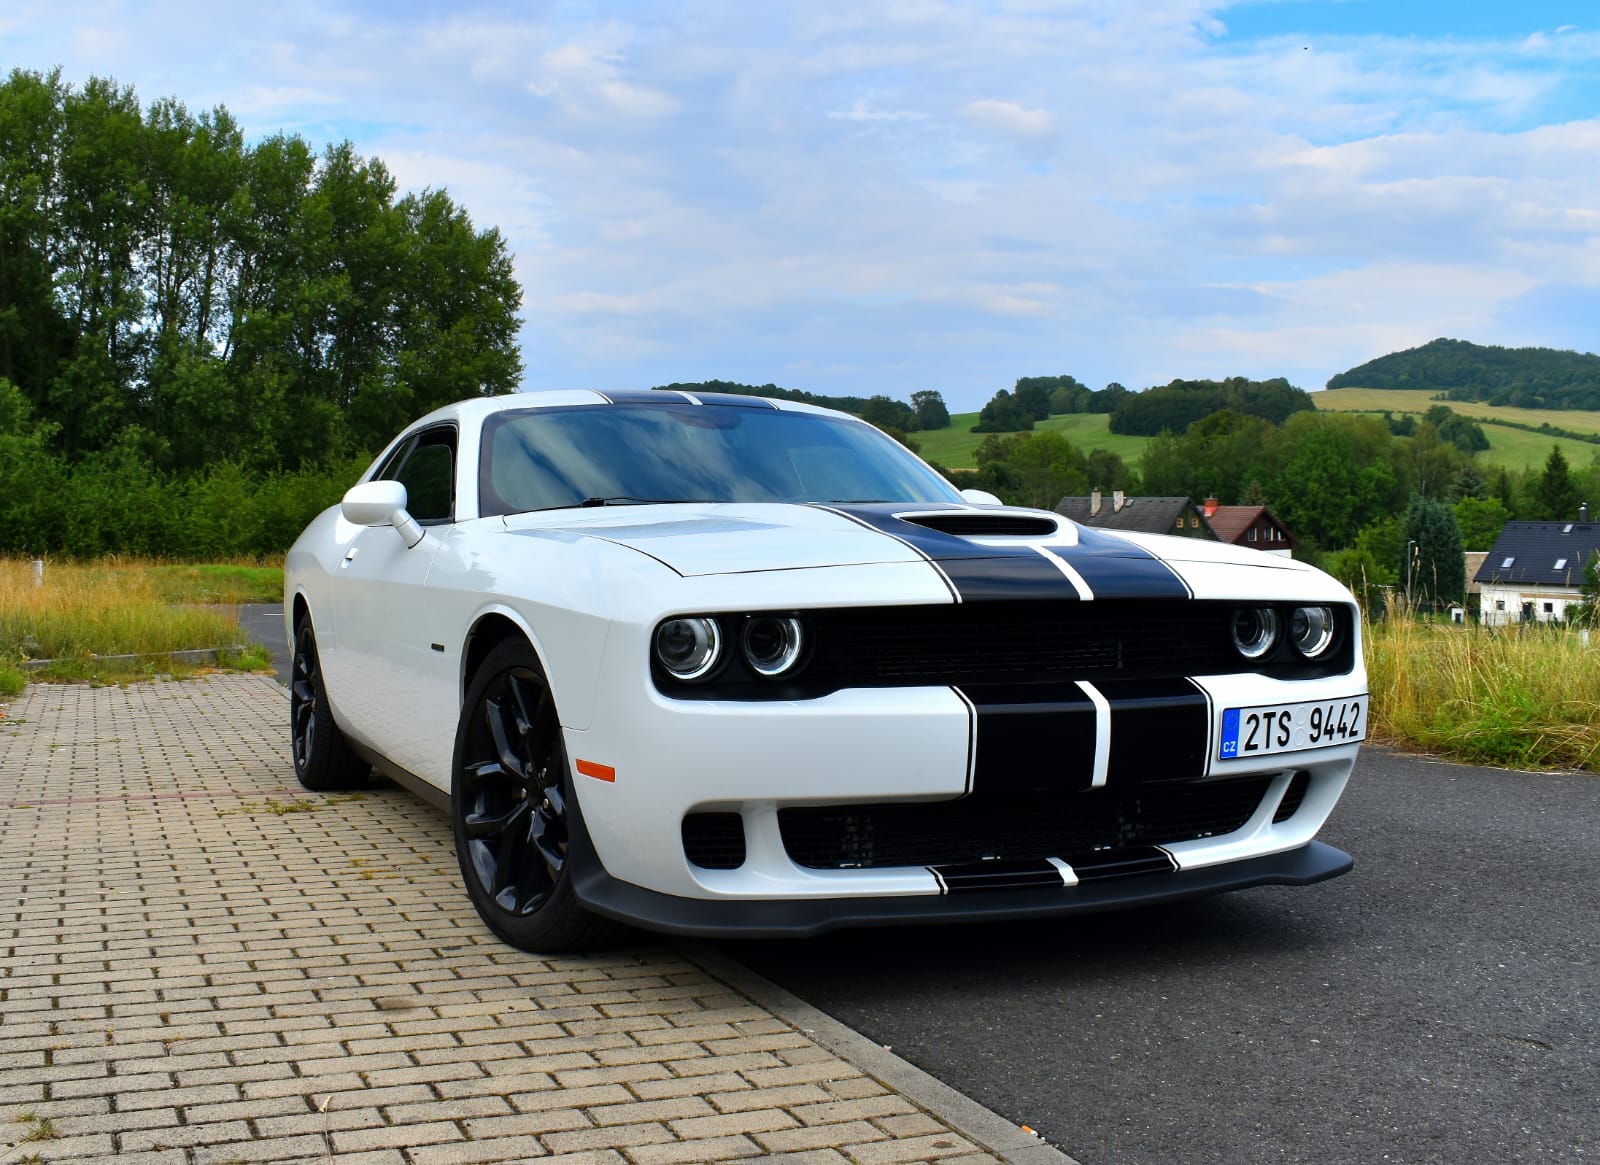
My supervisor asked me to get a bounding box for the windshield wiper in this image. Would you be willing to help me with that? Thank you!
[578,496,709,507]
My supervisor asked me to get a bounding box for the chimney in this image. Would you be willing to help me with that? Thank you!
[1113,489,1126,513]
[1582,502,1590,522]
[1090,489,1102,517]
[1204,496,1219,518]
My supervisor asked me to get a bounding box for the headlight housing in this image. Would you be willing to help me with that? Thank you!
[654,617,722,680]
[1231,607,1280,660]
[1290,605,1336,658]
[742,616,805,676]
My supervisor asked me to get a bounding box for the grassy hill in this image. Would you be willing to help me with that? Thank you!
[915,389,1600,477]
[914,412,1150,469]
[1315,387,1600,472]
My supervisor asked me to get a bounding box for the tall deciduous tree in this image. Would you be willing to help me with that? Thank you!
[0,67,525,475]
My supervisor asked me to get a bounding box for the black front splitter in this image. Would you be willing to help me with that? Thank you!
[571,841,1353,940]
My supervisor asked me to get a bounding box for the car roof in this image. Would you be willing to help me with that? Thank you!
[409,389,837,431]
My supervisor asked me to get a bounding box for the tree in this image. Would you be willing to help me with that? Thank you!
[860,394,917,432]
[1265,413,1400,549]
[0,69,525,475]
[1012,380,1052,421]
[968,431,1087,508]
[1569,552,1600,627]
[1533,446,1580,521]
[1452,496,1510,550]
[910,390,950,430]
[1400,494,1465,611]
[971,389,1034,433]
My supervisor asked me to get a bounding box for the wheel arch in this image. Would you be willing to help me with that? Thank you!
[461,609,538,704]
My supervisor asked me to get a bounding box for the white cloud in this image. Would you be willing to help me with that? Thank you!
[7,0,1600,406]
[961,98,1056,139]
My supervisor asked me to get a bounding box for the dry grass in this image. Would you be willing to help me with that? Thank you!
[0,557,273,693]
[1364,615,1600,772]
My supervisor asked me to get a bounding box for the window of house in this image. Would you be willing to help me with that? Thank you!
[1564,524,1574,533]
[1556,558,1568,570]
[1544,602,1554,614]
[1501,556,1515,568]
[1496,600,1506,611]
[1248,528,1257,541]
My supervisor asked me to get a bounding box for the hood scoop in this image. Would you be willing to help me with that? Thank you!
[899,512,1060,537]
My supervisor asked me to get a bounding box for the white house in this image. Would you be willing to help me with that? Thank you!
[1474,510,1600,626]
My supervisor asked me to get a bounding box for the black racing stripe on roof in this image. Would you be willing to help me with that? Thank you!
[591,389,671,405]
[683,392,779,408]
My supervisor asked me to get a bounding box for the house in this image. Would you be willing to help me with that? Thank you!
[1200,498,1297,558]
[1054,491,1217,538]
[1474,507,1600,626]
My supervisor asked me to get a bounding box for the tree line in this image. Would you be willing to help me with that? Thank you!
[0,68,522,556]
[1327,338,1600,410]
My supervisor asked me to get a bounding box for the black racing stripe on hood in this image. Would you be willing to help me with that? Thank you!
[816,503,1081,602]
[1045,525,1192,600]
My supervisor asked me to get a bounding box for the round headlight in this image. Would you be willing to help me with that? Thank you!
[655,617,721,680]
[742,616,805,677]
[1290,606,1336,658]
[1232,607,1280,660]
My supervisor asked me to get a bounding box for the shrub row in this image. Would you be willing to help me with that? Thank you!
[0,446,370,559]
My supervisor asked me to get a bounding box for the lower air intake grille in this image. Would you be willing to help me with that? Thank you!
[1273,770,1311,822]
[779,775,1276,870]
[682,812,746,869]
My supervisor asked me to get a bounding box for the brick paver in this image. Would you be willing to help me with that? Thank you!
[0,675,1049,1163]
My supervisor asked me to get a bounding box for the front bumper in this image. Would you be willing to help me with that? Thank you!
[570,837,1353,938]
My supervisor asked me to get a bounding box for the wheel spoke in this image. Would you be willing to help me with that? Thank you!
[491,802,533,897]
[462,799,523,841]
[531,804,567,874]
[484,694,525,779]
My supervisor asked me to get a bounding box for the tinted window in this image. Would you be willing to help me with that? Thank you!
[382,428,456,522]
[479,403,961,516]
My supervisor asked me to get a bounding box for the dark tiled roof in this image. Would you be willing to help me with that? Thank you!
[1473,521,1600,586]
[1055,495,1215,537]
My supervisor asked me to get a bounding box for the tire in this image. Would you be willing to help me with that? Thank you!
[290,614,370,791]
[451,638,614,952]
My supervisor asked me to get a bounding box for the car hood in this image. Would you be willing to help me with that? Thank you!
[499,501,1336,603]
[502,503,950,575]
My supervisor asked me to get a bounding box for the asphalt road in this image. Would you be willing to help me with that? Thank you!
[240,602,290,684]
[236,608,1596,1162]
[718,751,1600,1165]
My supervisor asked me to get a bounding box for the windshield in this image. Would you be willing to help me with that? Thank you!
[479,401,962,516]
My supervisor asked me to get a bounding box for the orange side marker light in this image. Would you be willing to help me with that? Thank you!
[576,759,616,783]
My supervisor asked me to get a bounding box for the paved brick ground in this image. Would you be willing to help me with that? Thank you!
[0,675,1059,1164]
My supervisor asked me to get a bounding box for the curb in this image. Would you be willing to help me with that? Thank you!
[15,645,248,672]
[678,940,1082,1165]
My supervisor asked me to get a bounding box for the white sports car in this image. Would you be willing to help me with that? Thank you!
[285,389,1365,951]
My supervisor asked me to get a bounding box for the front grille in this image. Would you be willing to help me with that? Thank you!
[779,775,1275,870]
[805,600,1243,686]
[682,812,746,869]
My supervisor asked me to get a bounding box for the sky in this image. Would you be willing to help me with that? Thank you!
[4,1,1599,412]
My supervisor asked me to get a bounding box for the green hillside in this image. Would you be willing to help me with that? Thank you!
[1327,338,1600,409]
[915,412,1151,469]
[1313,388,1600,472]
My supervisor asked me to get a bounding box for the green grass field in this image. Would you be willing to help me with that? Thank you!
[1315,386,1600,472]
[914,412,1151,469]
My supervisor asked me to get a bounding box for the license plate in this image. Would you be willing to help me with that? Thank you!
[1218,696,1367,760]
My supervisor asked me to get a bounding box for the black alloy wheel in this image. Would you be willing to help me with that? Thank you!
[451,639,613,952]
[290,615,368,791]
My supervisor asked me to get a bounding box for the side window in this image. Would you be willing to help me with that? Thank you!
[382,427,457,523]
